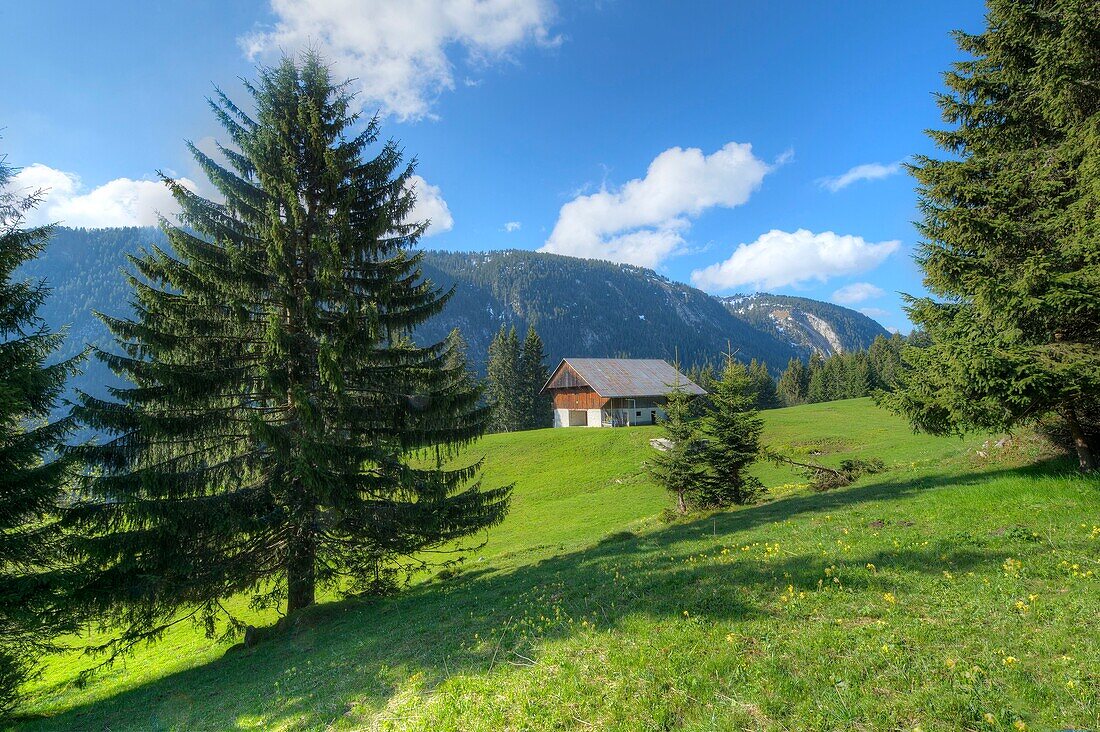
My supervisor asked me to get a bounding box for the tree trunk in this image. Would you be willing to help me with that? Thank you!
[286,530,316,614]
[676,488,686,514]
[1064,405,1096,473]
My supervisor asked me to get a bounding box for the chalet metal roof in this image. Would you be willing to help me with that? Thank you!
[541,358,707,398]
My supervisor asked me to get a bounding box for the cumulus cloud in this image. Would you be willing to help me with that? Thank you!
[690,229,899,291]
[820,161,902,192]
[9,164,195,228]
[406,174,453,236]
[540,142,771,269]
[241,0,558,120]
[831,281,885,305]
[503,221,521,233]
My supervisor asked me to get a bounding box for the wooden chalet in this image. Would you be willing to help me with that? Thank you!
[540,358,706,428]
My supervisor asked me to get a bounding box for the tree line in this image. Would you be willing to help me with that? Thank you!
[686,333,907,410]
[485,325,553,432]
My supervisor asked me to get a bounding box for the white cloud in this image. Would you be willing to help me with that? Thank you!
[820,161,902,192]
[832,281,885,305]
[540,142,771,269]
[406,174,453,236]
[859,307,891,320]
[690,229,899,291]
[242,0,558,120]
[9,164,195,228]
[9,163,451,236]
[503,221,521,232]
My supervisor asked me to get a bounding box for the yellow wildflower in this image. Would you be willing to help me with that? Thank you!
[883,592,897,604]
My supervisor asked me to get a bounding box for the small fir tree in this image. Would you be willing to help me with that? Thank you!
[0,155,82,714]
[648,377,706,514]
[699,357,764,506]
[63,56,512,659]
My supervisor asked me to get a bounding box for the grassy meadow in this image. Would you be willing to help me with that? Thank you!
[15,398,1100,731]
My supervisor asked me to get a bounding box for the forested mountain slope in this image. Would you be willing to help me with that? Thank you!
[418,249,802,370]
[21,229,886,397]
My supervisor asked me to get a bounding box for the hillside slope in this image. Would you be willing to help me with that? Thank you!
[20,400,1099,731]
[418,249,801,370]
[721,292,890,355]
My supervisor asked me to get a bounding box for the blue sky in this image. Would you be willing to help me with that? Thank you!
[1,1,987,333]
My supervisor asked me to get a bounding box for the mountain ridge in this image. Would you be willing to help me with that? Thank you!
[21,229,888,405]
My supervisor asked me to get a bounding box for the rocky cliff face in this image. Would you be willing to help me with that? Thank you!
[718,293,889,357]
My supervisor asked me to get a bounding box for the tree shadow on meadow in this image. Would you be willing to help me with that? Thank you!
[18,459,1062,731]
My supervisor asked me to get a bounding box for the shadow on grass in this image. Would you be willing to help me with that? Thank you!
[18,459,1069,731]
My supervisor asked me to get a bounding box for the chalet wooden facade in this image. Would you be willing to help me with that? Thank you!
[540,358,706,427]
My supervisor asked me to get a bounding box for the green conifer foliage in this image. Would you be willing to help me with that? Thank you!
[777,357,808,406]
[0,156,82,714]
[486,325,522,432]
[444,328,476,392]
[699,359,764,506]
[64,56,512,655]
[746,359,781,410]
[648,377,706,514]
[519,326,551,429]
[887,0,1100,471]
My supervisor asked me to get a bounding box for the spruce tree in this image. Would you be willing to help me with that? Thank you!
[746,359,780,410]
[777,357,808,406]
[886,0,1100,471]
[807,355,829,403]
[699,358,764,506]
[867,334,904,390]
[444,328,476,393]
[648,378,706,514]
[519,326,551,429]
[64,55,511,656]
[0,156,82,713]
[486,325,522,432]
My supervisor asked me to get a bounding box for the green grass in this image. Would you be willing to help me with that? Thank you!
[15,398,1100,731]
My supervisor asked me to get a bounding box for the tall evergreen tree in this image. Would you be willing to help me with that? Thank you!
[444,328,476,393]
[486,325,522,432]
[867,334,905,390]
[519,326,551,429]
[699,357,764,506]
[64,56,512,656]
[746,359,781,410]
[777,357,808,406]
[0,156,82,713]
[885,0,1100,471]
[807,356,829,403]
[648,377,706,514]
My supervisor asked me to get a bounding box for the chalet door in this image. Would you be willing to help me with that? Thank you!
[568,410,588,427]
